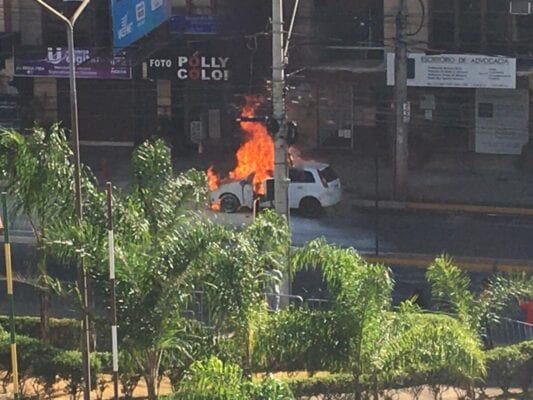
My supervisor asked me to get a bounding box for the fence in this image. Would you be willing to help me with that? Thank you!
[488,317,533,346]
[183,291,331,325]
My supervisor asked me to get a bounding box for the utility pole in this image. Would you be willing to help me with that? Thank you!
[32,1,92,399]
[272,0,289,218]
[2,193,20,400]
[393,0,409,199]
[106,183,119,400]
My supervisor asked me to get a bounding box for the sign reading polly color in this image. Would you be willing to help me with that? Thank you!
[147,54,230,81]
[112,0,171,49]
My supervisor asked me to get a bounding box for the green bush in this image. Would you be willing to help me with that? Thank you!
[485,340,533,394]
[285,374,355,397]
[253,309,350,373]
[164,357,294,400]
[252,375,294,400]
[0,315,80,349]
[0,333,61,395]
[0,315,113,351]
[0,332,111,397]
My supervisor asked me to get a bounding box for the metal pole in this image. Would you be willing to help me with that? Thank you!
[2,193,20,400]
[106,183,119,400]
[393,0,409,200]
[32,1,92,397]
[283,0,300,58]
[374,152,379,256]
[66,23,92,400]
[273,0,289,218]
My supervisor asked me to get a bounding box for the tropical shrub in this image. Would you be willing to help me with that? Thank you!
[0,332,110,398]
[284,374,355,397]
[427,255,533,342]
[167,356,294,400]
[376,308,486,392]
[0,315,80,350]
[253,308,351,373]
[485,340,533,395]
[43,139,292,400]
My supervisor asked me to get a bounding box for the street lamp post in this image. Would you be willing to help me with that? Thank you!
[32,1,92,399]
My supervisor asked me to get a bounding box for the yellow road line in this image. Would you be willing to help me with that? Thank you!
[363,253,533,273]
[404,202,533,216]
[351,198,533,217]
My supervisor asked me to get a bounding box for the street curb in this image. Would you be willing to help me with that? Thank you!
[362,252,533,273]
[351,198,533,217]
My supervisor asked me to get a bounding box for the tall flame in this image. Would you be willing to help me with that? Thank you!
[207,96,274,195]
[207,167,219,191]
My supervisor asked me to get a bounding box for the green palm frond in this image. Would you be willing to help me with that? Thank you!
[426,255,480,331]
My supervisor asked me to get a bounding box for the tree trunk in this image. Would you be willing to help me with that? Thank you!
[145,374,157,400]
[142,350,162,400]
[40,288,50,342]
[38,248,50,342]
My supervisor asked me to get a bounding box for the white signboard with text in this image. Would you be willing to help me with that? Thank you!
[475,89,529,154]
[387,53,516,89]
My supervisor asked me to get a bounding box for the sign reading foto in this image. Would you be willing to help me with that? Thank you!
[147,54,230,81]
[387,53,516,89]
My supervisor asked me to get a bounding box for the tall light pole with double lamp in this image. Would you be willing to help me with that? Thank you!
[32,1,92,399]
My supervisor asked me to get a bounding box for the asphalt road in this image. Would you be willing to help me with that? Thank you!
[291,210,533,260]
[5,208,533,261]
[4,208,533,315]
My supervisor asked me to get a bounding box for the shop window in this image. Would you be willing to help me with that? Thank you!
[510,0,532,14]
[407,58,415,79]
[431,15,455,47]
[478,102,494,118]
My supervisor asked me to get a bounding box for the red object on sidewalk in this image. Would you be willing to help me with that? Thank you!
[519,300,533,324]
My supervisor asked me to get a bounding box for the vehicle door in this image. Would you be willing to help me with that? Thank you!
[288,168,316,208]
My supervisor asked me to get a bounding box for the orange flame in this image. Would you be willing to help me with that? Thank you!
[207,96,274,196]
[207,167,220,191]
[211,199,221,211]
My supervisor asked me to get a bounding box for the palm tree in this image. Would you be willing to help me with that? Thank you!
[375,300,486,399]
[199,208,290,376]
[45,139,290,399]
[0,125,76,341]
[426,255,533,345]
[291,239,394,399]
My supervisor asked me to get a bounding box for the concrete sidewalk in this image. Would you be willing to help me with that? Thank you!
[308,148,533,216]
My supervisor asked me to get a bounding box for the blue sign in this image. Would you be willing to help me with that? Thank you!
[169,15,219,34]
[112,0,171,48]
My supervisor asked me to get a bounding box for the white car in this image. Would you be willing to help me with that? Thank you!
[210,162,342,218]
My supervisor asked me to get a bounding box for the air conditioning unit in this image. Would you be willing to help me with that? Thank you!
[510,0,532,14]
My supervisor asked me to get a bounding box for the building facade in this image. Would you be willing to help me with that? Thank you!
[2,0,533,162]
[0,0,272,152]
[286,0,533,167]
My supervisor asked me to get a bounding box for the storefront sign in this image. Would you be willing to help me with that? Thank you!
[475,89,529,154]
[14,47,131,79]
[387,53,516,89]
[0,93,20,129]
[147,54,230,81]
[169,15,218,34]
[112,0,171,48]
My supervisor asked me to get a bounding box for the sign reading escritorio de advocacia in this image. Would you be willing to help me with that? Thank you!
[387,53,516,89]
